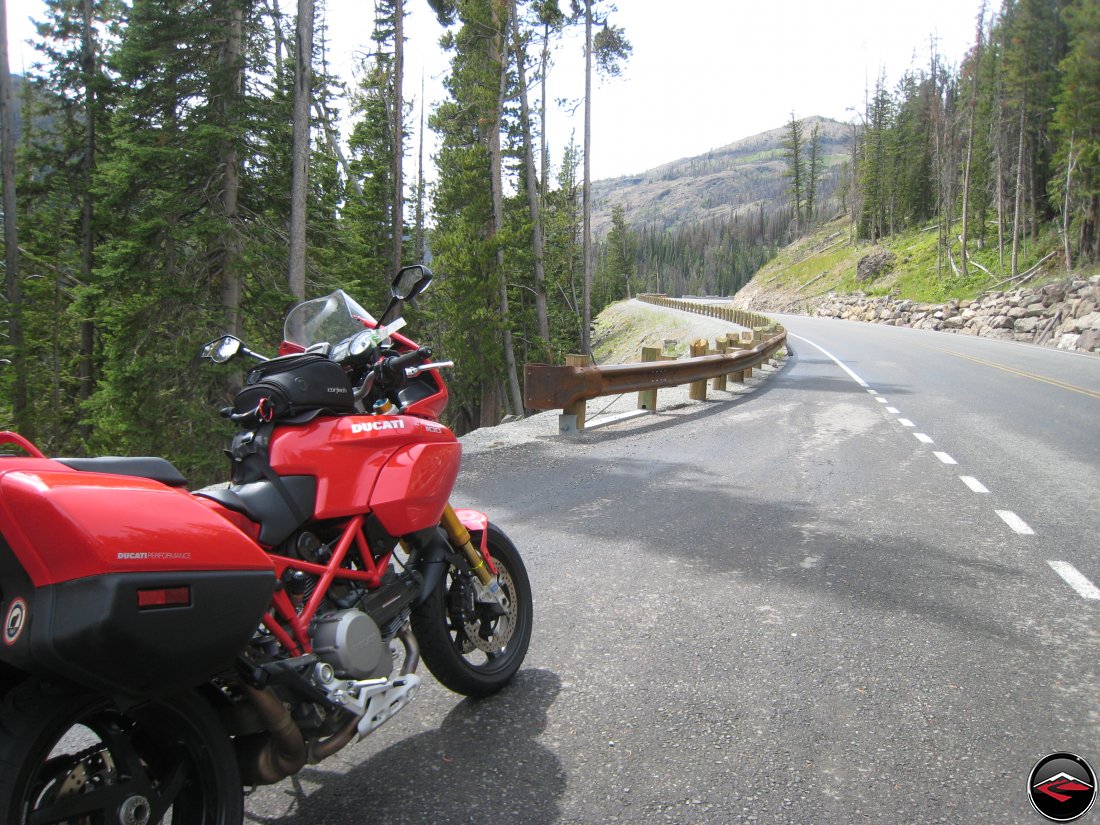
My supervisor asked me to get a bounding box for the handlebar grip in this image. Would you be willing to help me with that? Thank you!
[380,347,432,383]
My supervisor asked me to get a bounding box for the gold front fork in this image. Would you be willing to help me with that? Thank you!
[440,503,494,586]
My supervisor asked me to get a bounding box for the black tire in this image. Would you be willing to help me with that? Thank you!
[411,523,532,697]
[0,679,243,825]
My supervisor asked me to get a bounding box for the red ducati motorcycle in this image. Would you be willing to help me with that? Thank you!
[0,265,532,824]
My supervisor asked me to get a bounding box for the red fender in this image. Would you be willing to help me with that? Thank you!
[453,507,497,575]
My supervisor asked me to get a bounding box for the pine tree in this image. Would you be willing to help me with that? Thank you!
[575,0,629,355]
[1051,0,1100,263]
[88,0,253,477]
[805,121,822,226]
[511,0,550,350]
[593,203,635,307]
[782,112,805,233]
[287,0,313,300]
[0,0,26,433]
[429,0,517,428]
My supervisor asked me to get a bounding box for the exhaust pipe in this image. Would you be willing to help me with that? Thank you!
[238,684,307,785]
[308,627,422,763]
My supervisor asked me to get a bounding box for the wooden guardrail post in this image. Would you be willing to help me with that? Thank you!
[712,337,729,391]
[726,333,747,383]
[637,346,660,411]
[561,354,589,433]
[689,339,708,401]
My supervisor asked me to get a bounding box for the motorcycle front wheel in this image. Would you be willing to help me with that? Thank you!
[412,523,533,697]
[0,679,243,825]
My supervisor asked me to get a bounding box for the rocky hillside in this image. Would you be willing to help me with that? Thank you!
[590,116,849,236]
[732,218,1100,355]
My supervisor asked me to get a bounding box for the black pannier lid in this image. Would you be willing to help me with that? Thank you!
[233,353,354,423]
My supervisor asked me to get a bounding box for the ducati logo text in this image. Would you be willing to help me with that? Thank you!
[351,420,406,434]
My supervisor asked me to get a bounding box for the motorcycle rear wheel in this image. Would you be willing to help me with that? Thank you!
[412,523,532,697]
[0,679,243,825]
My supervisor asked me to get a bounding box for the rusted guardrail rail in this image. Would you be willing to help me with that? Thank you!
[524,297,786,433]
[635,294,778,333]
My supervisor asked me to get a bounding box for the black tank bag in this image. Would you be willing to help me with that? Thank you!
[233,353,354,423]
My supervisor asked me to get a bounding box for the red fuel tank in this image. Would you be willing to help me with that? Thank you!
[267,415,461,533]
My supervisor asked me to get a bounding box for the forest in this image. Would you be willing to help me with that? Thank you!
[0,0,1097,484]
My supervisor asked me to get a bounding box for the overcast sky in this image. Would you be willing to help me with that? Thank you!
[5,0,987,181]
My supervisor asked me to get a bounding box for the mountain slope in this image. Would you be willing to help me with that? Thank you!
[590,116,850,236]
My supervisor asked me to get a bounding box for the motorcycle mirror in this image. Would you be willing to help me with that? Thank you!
[201,335,243,363]
[391,265,432,301]
[380,265,433,325]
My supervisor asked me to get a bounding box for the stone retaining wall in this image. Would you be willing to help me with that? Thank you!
[744,276,1100,354]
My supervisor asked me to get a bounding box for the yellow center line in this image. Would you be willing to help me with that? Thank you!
[926,346,1100,400]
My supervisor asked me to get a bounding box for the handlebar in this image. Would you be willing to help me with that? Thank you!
[377,347,433,385]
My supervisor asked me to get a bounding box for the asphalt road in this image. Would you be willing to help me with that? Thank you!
[245,313,1100,825]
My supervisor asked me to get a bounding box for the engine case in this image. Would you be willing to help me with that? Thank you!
[311,609,392,679]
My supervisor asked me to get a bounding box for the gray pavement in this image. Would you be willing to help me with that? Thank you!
[245,311,1100,825]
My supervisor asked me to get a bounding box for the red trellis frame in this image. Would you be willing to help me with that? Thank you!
[261,514,393,656]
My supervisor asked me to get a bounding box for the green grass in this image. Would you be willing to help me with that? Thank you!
[750,216,1076,305]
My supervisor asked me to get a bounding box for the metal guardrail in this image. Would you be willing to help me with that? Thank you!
[635,294,778,331]
[523,296,787,432]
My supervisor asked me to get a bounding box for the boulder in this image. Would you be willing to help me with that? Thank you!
[856,248,896,283]
[1077,328,1100,352]
[1073,311,1100,332]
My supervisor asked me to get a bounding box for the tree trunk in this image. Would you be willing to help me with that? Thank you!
[1011,104,1025,279]
[267,0,285,79]
[288,0,314,300]
[414,72,425,262]
[960,89,977,278]
[220,0,244,340]
[1062,133,1075,272]
[313,98,362,198]
[510,0,549,345]
[0,0,28,433]
[488,1,522,417]
[78,0,97,415]
[391,0,404,275]
[960,6,986,278]
[996,133,1005,274]
[581,0,592,354]
[539,22,550,213]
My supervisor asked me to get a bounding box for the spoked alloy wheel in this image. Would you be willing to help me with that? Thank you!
[0,680,242,825]
[411,524,532,697]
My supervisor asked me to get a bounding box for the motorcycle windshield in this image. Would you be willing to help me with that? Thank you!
[283,290,376,348]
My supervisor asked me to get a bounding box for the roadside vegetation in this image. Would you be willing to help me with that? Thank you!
[746,215,1094,307]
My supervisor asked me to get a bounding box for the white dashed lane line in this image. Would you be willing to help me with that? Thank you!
[1047,562,1100,600]
[959,476,990,494]
[996,510,1035,535]
[793,332,1095,600]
